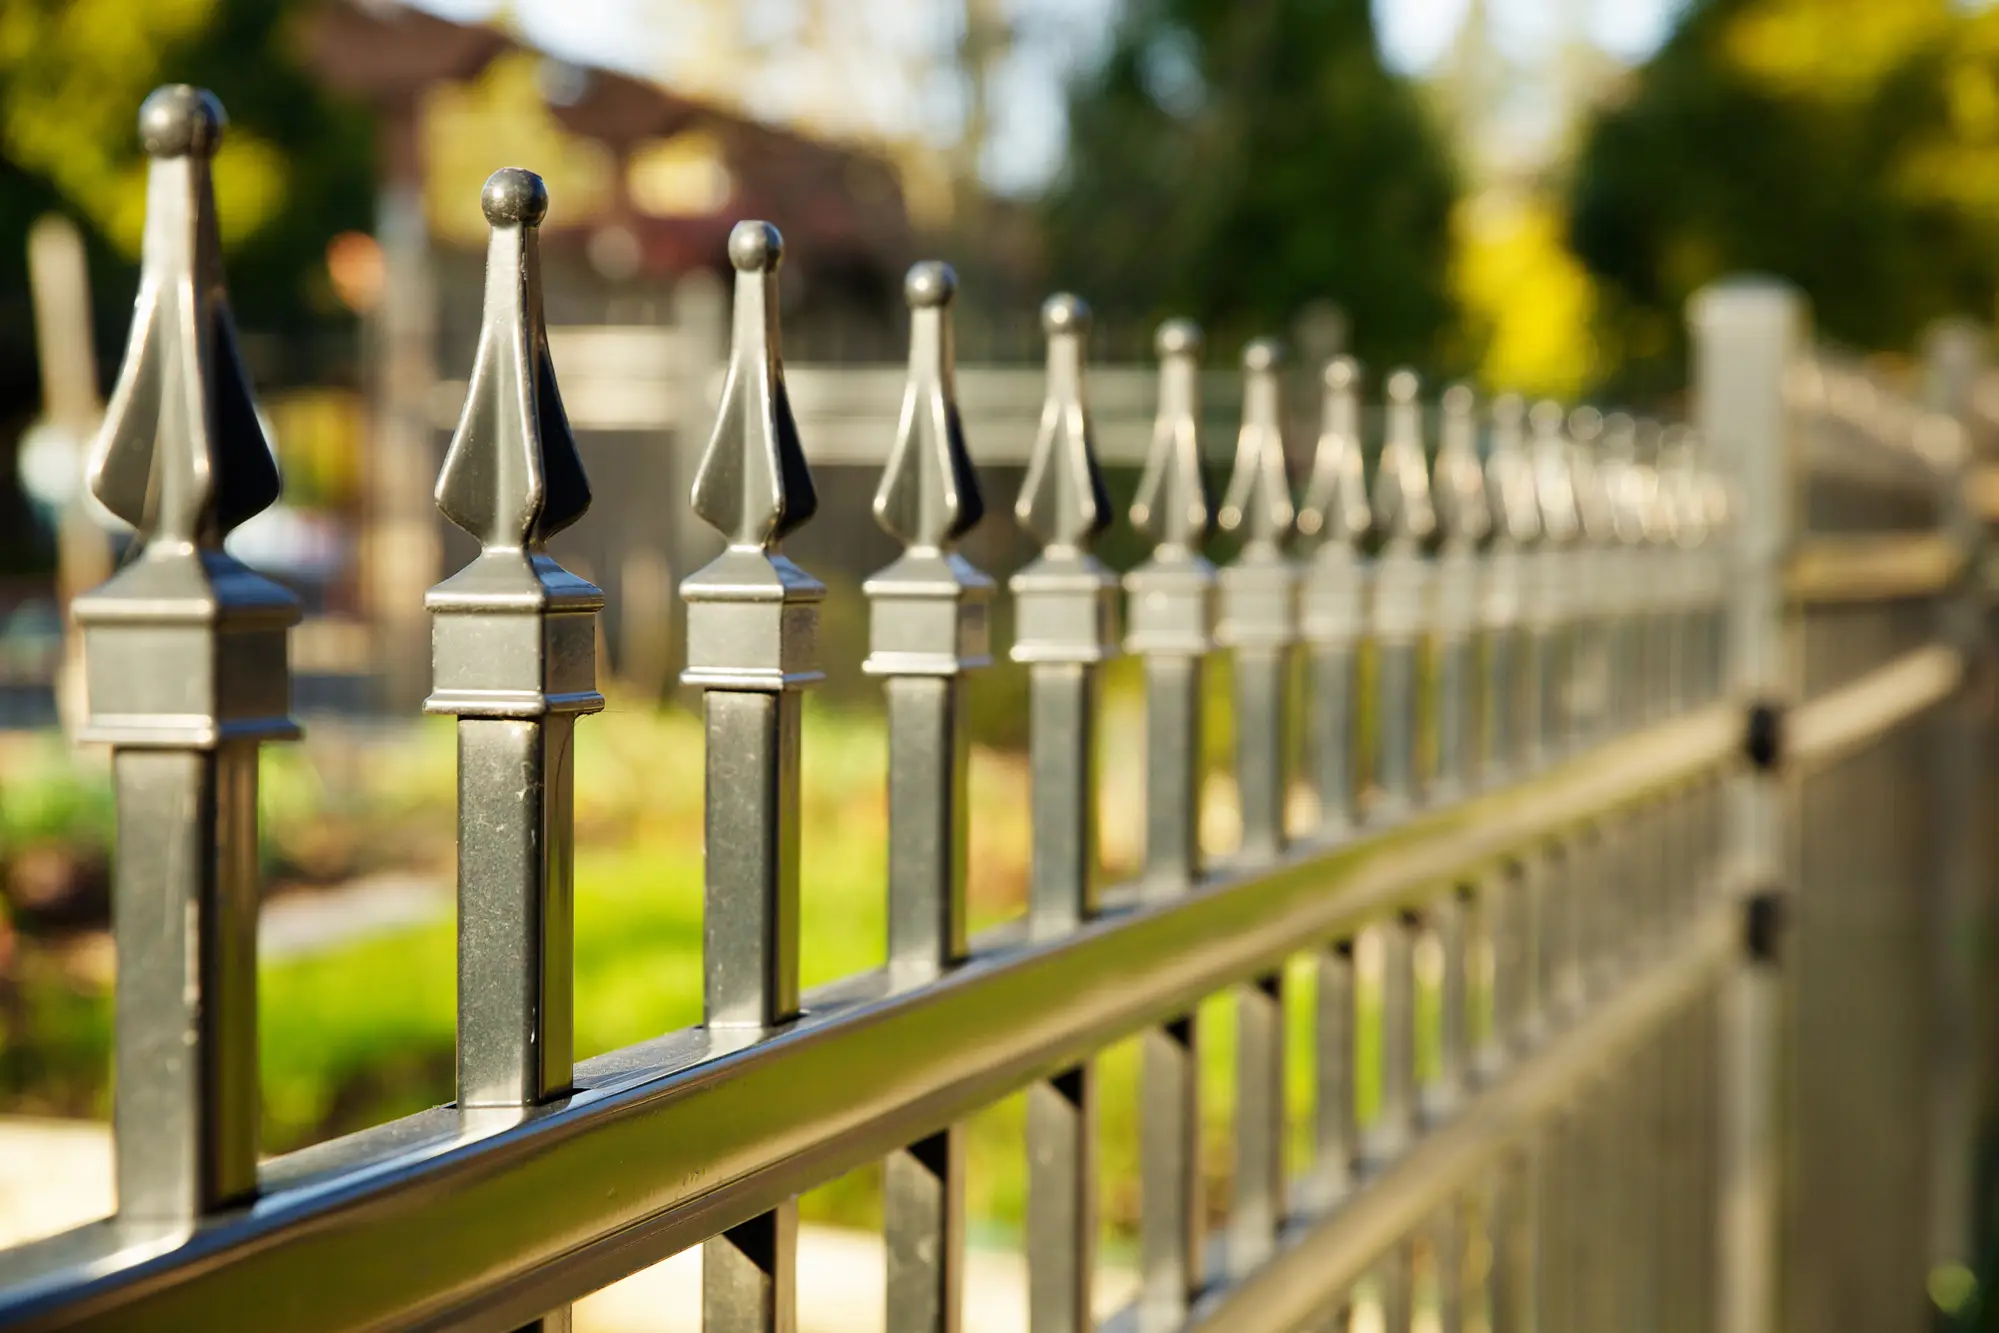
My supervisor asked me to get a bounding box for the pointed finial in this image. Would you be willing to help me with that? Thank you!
[1217,337,1294,546]
[434,168,590,552]
[1373,368,1436,549]
[1130,318,1210,554]
[1015,293,1110,551]
[1433,382,1491,549]
[691,220,817,549]
[89,84,281,548]
[73,85,300,750]
[1298,356,1371,550]
[874,260,983,551]
[863,261,992,678]
[1527,399,1578,545]
[1486,393,1540,547]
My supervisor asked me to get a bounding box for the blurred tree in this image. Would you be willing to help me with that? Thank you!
[1569,0,1995,395]
[0,0,375,328]
[1040,0,1460,370]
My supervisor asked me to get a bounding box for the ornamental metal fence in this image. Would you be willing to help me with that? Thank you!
[0,84,1987,1333]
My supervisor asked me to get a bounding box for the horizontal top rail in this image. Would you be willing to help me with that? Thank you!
[1786,531,1965,604]
[0,695,1749,1333]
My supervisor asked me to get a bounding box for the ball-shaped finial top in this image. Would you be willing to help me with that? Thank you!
[1528,399,1566,434]
[729,220,783,272]
[1442,383,1475,416]
[1568,405,1603,439]
[1242,337,1285,374]
[481,168,549,227]
[1041,292,1091,336]
[1491,393,1526,427]
[1324,356,1361,391]
[1386,368,1420,403]
[905,260,956,309]
[139,85,225,158]
[1155,318,1202,359]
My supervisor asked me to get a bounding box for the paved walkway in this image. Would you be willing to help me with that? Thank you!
[0,1117,1137,1332]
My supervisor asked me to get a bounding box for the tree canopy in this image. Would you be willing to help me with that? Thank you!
[1569,0,1999,394]
[1039,0,1461,371]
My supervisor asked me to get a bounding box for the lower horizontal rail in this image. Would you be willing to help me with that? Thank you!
[1786,643,1960,771]
[1176,901,1736,1333]
[0,641,1951,1332]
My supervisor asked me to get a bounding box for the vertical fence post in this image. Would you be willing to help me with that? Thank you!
[1432,384,1490,804]
[1371,371,1438,821]
[1922,317,1989,1310]
[1125,318,1214,1328]
[425,169,602,1333]
[429,168,600,1113]
[1526,402,1579,770]
[1217,337,1298,1274]
[77,84,300,1226]
[1011,293,1118,1333]
[865,261,992,1333]
[1691,277,1802,1333]
[683,221,824,1333]
[1299,358,1371,833]
[1483,395,1540,786]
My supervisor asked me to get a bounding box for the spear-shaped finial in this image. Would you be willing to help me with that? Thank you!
[434,168,591,554]
[1373,369,1436,551]
[1298,356,1371,550]
[75,85,300,1226]
[865,260,992,678]
[1486,393,1540,548]
[90,84,281,549]
[681,221,825,691]
[691,220,818,549]
[1130,318,1210,555]
[1528,399,1579,546]
[874,261,983,551]
[1015,293,1111,552]
[1434,383,1491,550]
[1217,338,1295,548]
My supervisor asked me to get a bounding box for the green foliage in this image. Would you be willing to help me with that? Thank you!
[1569,0,1995,396]
[0,0,374,346]
[1040,0,1461,368]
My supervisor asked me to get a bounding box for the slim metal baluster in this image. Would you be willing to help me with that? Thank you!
[1484,395,1540,782]
[1660,428,1707,720]
[1299,358,1373,834]
[1432,384,1491,805]
[78,85,300,1226]
[1488,1144,1541,1333]
[1425,891,1472,1333]
[864,262,992,1333]
[430,168,601,1127]
[1565,407,1616,750]
[1475,867,1517,1082]
[1232,970,1287,1277]
[1527,401,1579,767]
[1635,421,1678,725]
[1125,318,1214,1328]
[1599,413,1644,735]
[1371,371,1438,821]
[1316,940,1359,1205]
[1369,913,1419,1166]
[1214,339,1298,1276]
[683,222,824,1333]
[1217,337,1299,862]
[1011,294,1119,1333]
